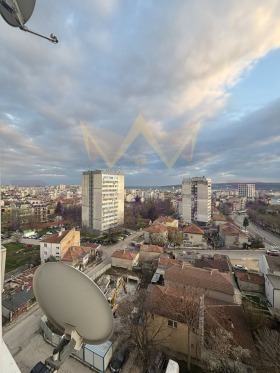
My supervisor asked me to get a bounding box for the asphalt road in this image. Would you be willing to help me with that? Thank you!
[233,214,280,247]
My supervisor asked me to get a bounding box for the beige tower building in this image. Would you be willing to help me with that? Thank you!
[238,183,255,199]
[182,177,211,224]
[82,170,124,233]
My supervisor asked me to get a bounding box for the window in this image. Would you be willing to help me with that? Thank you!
[44,251,48,256]
[168,319,177,328]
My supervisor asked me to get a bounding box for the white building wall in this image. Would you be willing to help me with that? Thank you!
[265,275,280,308]
[82,170,124,233]
[182,179,192,223]
[182,177,211,224]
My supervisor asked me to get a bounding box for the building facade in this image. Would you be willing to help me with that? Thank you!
[40,228,80,263]
[182,177,211,224]
[238,183,255,199]
[82,170,124,233]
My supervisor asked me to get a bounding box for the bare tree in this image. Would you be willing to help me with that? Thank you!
[12,232,22,243]
[118,289,174,368]
[202,327,250,373]
[254,328,280,373]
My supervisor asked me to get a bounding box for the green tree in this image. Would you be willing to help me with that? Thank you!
[243,217,249,231]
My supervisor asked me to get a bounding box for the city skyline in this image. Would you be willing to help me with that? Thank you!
[1,1,280,186]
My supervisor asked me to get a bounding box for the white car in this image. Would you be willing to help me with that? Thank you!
[233,264,248,271]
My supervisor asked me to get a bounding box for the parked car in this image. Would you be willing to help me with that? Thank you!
[266,249,280,256]
[233,264,248,271]
[110,346,130,373]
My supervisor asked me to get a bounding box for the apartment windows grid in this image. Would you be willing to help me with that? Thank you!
[82,170,124,233]
[182,176,211,224]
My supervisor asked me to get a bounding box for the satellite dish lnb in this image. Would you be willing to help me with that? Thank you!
[0,0,58,43]
[32,262,114,371]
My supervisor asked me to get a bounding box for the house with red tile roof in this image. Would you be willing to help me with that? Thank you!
[153,216,179,228]
[164,264,237,304]
[111,249,139,270]
[140,244,164,262]
[194,255,230,273]
[144,224,168,246]
[61,245,100,270]
[219,222,249,248]
[235,271,265,293]
[182,224,205,245]
[146,285,203,362]
[212,214,227,226]
[39,228,80,263]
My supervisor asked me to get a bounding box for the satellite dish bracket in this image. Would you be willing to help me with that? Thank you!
[45,326,83,371]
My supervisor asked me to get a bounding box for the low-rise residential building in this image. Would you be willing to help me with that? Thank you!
[164,264,237,304]
[147,285,202,361]
[212,214,227,226]
[259,255,280,310]
[265,275,280,309]
[194,255,230,273]
[61,244,100,270]
[235,271,265,294]
[182,224,204,246]
[40,228,80,263]
[260,255,280,277]
[139,245,164,262]
[219,222,249,248]
[111,249,139,270]
[144,225,168,246]
[153,216,179,229]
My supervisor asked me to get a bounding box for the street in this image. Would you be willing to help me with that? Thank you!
[233,214,280,247]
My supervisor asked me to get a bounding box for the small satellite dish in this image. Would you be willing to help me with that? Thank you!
[0,0,58,43]
[33,262,114,344]
[0,0,35,27]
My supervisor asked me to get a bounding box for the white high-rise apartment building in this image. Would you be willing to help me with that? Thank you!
[182,177,212,224]
[238,184,255,199]
[82,170,124,233]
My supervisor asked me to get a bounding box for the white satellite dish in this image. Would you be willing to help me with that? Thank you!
[33,262,114,371]
[0,0,58,43]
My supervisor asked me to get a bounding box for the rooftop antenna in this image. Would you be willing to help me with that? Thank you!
[0,0,58,43]
[31,262,114,371]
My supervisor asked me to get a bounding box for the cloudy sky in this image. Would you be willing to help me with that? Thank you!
[1,0,280,186]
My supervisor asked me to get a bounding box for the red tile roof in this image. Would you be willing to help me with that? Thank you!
[194,257,229,272]
[40,230,70,243]
[140,244,164,253]
[145,225,168,233]
[61,246,92,262]
[112,249,139,260]
[183,224,204,235]
[219,222,246,237]
[206,304,257,361]
[235,271,265,285]
[165,264,234,295]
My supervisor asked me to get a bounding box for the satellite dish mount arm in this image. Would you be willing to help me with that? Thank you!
[45,326,83,372]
